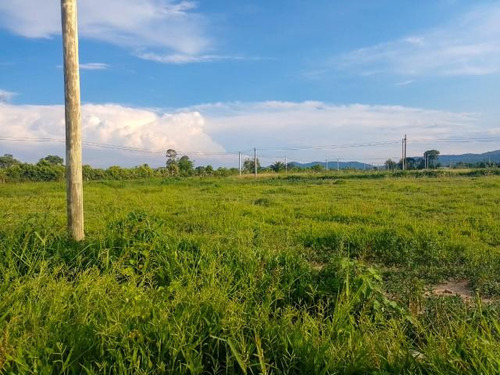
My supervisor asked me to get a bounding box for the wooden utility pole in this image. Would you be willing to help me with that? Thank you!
[238,152,242,176]
[253,148,257,178]
[404,134,407,170]
[401,134,407,171]
[61,0,84,241]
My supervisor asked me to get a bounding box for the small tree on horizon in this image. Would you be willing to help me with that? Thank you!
[166,149,179,175]
[424,150,440,169]
[270,161,286,172]
[38,155,64,166]
[243,158,260,173]
[384,159,397,171]
[0,154,21,168]
[178,155,194,176]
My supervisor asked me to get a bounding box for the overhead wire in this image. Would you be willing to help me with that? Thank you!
[1,135,498,163]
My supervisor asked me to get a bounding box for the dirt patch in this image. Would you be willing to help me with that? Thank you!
[431,280,473,298]
[426,280,494,304]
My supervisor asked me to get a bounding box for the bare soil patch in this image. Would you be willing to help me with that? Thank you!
[427,280,495,304]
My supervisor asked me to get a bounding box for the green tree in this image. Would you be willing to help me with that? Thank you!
[384,159,397,171]
[270,161,286,173]
[166,164,179,176]
[424,150,440,169]
[178,155,194,176]
[38,155,64,166]
[216,167,231,177]
[107,166,130,180]
[195,166,206,176]
[166,149,178,167]
[166,149,179,176]
[205,165,214,175]
[243,158,260,173]
[407,157,417,170]
[310,164,325,172]
[399,157,417,170]
[0,154,20,168]
[133,164,154,178]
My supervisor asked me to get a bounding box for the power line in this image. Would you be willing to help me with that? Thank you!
[256,140,401,151]
[0,136,241,156]
[1,135,499,160]
[412,136,500,144]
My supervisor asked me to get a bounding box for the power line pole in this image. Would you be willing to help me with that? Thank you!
[238,151,242,176]
[401,137,405,170]
[61,0,84,241]
[253,147,257,178]
[401,134,407,171]
[404,134,407,169]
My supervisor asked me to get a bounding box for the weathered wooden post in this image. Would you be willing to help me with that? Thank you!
[61,0,84,241]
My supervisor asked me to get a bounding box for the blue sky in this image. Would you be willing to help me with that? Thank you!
[0,0,499,167]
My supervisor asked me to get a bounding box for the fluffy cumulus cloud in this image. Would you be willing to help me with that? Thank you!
[0,0,210,59]
[0,103,224,167]
[1,101,497,167]
[330,4,500,77]
[190,101,487,163]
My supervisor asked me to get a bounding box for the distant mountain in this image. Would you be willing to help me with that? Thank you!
[278,150,500,170]
[435,150,500,165]
[287,161,374,170]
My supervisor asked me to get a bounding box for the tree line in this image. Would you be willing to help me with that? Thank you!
[384,149,441,170]
[384,149,498,171]
[1,148,497,183]
[0,150,347,183]
[0,152,240,183]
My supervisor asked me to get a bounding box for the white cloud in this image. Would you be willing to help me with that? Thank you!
[138,53,244,64]
[395,80,414,87]
[80,62,109,71]
[186,101,495,163]
[56,62,110,70]
[330,4,500,77]
[0,101,497,167]
[0,89,16,102]
[0,0,210,57]
[0,103,224,167]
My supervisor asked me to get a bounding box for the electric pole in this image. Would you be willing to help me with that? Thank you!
[61,0,84,241]
[401,134,407,171]
[238,152,242,176]
[402,138,405,170]
[404,134,408,169]
[253,148,257,178]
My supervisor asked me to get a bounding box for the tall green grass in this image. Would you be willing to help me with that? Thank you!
[0,175,499,373]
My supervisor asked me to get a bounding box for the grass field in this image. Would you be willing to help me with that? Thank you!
[1,173,499,374]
